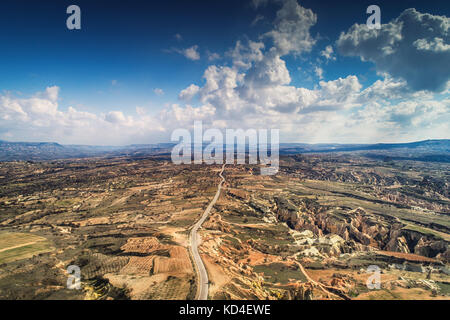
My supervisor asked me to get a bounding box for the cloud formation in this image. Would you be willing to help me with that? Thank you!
[337,8,450,92]
[172,4,449,143]
[182,45,200,60]
[0,87,166,145]
[0,2,448,145]
[263,0,317,55]
[320,45,335,61]
[170,45,201,61]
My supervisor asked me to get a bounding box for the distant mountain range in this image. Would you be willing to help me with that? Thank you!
[0,139,449,162]
[279,139,450,163]
[0,140,174,161]
[279,139,450,154]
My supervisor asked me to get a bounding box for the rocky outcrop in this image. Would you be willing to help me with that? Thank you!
[203,213,233,233]
[282,283,314,300]
[386,236,410,253]
[275,197,449,262]
[414,238,448,258]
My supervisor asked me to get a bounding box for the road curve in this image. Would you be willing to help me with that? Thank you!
[189,164,226,300]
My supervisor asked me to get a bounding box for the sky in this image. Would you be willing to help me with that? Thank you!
[0,0,449,145]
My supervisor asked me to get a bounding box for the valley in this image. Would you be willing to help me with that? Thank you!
[0,152,448,300]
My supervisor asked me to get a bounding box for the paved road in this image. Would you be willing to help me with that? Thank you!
[189,164,226,300]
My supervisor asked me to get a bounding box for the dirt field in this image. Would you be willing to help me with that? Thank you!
[0,232,53,263]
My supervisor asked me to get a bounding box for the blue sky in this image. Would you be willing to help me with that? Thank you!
[0,0,449,144]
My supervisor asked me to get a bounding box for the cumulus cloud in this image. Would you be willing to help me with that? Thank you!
[263,0,317,55]
[0,86,60,124]
[179,84,200,101]
[198,65,244,114]
[170,45,201,61]
[0,87,168,145]
[337,8,450,92]
[170,39,447,142]
[1,3,447,145]
[413,37,450,53]
[244,49,291,86]
[160,3,448,143]
[320,45,335,61]
[314,66,323,79]
[105,111,128,124]
[44,86,60,102]
[228,40,265,69]
[182,45,200,60]
[160,103,216,126]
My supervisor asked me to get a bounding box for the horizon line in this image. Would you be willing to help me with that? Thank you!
[1,138,449,148]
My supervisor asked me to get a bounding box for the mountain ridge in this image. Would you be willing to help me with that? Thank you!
[0,139,448,162]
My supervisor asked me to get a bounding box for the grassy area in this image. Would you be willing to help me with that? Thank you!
[402,224,447,241]
[253,262,307,284]
[0,232,53,263]
[0,232,47,250]
[436,282,450,295]
[223,213,261,225]
[234,223,294,246]
[223,235,242,249]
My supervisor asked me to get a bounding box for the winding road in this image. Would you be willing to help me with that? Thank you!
[189,163,226,300]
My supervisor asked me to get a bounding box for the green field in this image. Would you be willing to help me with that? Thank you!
[0,232,54,263]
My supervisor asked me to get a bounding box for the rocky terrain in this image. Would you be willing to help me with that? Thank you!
[0,152,449,300]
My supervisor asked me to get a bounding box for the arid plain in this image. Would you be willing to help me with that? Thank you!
[0,151,449,300]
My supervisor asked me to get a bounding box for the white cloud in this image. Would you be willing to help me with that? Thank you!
[228,40,265,69]
[244,49,291,86]
[320,45,335,61]
[0,87,167,145]
[1,4,448,145]
[197,65,245,116]
[207,51,221,61]
[413,37,450,53]
[170,45,201,61]
[135,106,146,116]
[263,0,317,55]
[105,111,128,124]
[337,8,450,92]
[183,45,200,60]
[0,95,27,121]
[179,84,200,101]
[160,103,215,125]
[172,35,448,142]
[44,86,59,102]
[314,66,323,79]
